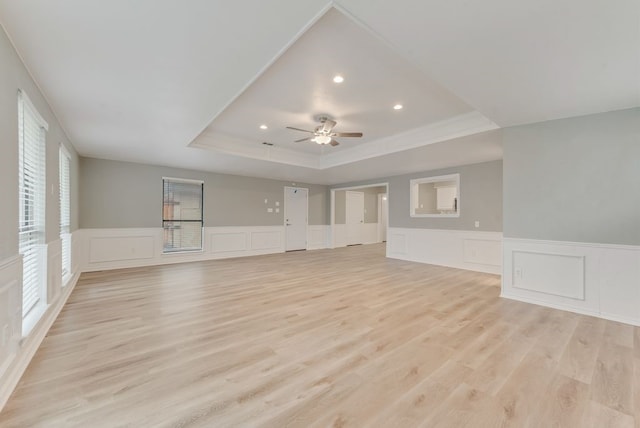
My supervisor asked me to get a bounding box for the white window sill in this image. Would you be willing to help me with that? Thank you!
[161,249,204,256]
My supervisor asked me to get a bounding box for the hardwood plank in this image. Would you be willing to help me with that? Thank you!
[0,244,637,427]
[591,343,634,415]
[559,315,607,384]
[582,400,634,428]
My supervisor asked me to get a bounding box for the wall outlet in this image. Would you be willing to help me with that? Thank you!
[275,208,280,213]
[474,221,480,228]
[275,201,280,206]
[264,199,268,204]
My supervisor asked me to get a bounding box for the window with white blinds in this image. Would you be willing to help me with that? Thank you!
[59,146,71,281]
[162,178,204,253]
[18,90,48,320]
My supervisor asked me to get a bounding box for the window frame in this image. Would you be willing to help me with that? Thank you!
[161,177,204,254]
[59,144,72,283]
[18,89,48,335]
[409,173,461,218]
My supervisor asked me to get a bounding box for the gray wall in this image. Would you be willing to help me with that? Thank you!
[503,108,640,245]
[335,191,346,224]
[333,186,386,224]
[332,160,503,232]
[79,157,329,228]
[0,24,80,260]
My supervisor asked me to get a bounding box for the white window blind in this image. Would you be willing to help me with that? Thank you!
[59,146,71,281]
[162,178,203,253]
[18,90,48,319]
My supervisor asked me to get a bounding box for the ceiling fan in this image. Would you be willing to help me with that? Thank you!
[286,115,363,146]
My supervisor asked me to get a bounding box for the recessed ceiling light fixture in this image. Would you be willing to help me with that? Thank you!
[259,124,268,130]
[333,75,344,83]
[393,104,403,110]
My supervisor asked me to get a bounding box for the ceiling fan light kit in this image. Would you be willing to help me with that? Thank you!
[313,135,332,145]
[286,114,363,148]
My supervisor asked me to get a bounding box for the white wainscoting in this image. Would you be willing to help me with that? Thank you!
[0,231,81,411]
[386,227,503,274]
[0,256,22,388]
[307,225,330,250]
[79,226,288,272]
[332,223,381,248]
[502,238,640,326]
[333,224,347,248]
[47,239,62,304]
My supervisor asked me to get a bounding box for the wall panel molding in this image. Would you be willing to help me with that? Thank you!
[307,225,330,250]
[79,226,290,272]
[502,237,640,326]
[387,227,502,274]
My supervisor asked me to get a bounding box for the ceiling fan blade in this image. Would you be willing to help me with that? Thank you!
[294,137,311,143]
[330,139,340,146]
[320,119,337,133]
[286,126,314,133]
[331,132,363,138]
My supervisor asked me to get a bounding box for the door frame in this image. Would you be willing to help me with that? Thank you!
[377,193,389,243]
[330,182,389,249]
[283,186,309,251]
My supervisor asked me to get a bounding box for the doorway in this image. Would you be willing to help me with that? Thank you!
[330,183,389,249]
[284,187,308,251]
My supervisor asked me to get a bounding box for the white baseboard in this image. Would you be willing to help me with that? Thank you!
[502,237,640,326]
[0,253,81,411]
[386,227,502,274]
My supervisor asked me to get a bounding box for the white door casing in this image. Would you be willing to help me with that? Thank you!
[284,187,308,251]
[378,193,388,242]
[346,191,364,246]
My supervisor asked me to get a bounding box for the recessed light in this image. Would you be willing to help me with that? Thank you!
[393,104,403,110]
[333,75,344,83]
[259,124,268,130]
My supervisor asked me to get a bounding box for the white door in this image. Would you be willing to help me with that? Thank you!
[378,193,388,242]
[346,191,364,245]
[284,187,308,251]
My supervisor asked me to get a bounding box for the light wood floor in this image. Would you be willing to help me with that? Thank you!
[1,244,639,427]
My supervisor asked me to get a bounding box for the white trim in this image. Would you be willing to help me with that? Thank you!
[307,225,330,250]
[58,142,71,158]
[502,237,640,326]
[377,193,388,243]
[387,227,502,274]
[410,173,460,218]
[503,236,640,251]
[161,176,204,185]
[78,226,288,272]
[191,112,498,170]
[17,89,48,130]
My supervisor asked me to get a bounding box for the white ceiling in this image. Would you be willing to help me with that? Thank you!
[0,0,637,184]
